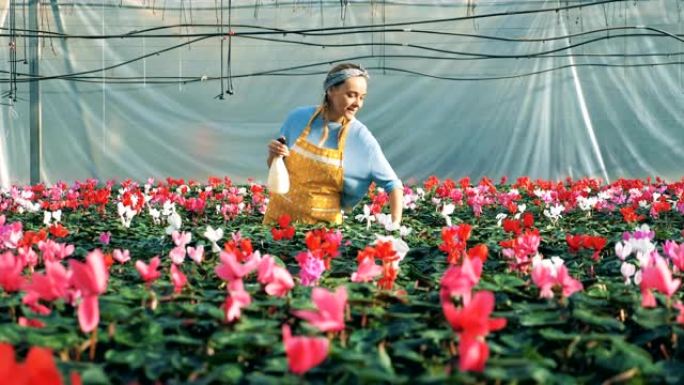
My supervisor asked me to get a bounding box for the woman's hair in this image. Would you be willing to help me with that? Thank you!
[321,63,367,108]
[318,63,368,146]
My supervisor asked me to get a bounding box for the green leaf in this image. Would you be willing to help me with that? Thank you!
[572,308,625,331]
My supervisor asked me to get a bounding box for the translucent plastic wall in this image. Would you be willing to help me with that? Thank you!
[1,0,683,187]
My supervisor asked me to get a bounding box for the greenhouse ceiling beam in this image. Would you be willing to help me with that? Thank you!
[28,0,40,184]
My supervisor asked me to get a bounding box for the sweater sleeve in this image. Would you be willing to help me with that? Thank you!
[367,135,402,193]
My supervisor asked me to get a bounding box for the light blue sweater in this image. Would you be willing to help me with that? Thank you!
[278,106,402,209]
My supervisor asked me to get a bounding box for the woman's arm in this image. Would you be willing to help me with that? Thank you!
[389,186,403,228]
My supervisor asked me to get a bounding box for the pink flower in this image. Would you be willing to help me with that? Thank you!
[215,251,259,282]
[530,256,583,299]
[223,279,251,322]
[98,231,111,245]
[68,250,108,297]
[293,286,347,332]
[17,246,38,269]
[187,245,204,264]
[257,254,276,284]
[1,221,23,249]
[38,240,74,262]
[170,264,187,294]
[531,260,556,299]
[296,251,325,287]
[556,265,583,298]
[440,256,482,303]
[458,334,489,372]
[675,302,684,325]
[136,256,162,285]
[258,255,295,297]
[264,266,295,297]
[69,250,109,333]
[640,254,681,307]
[23,261,69,302]
[351,258,383,283]
[169,246,186,265]
[663,240,684,272]
[172,231,192,248]
[18,317,45,328]
[282,324,329,375]
[112,249,130,264]
[0,251,25,293]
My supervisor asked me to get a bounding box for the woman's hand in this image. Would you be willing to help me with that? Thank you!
[267,139,290,166]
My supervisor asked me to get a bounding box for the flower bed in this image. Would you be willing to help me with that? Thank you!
[0,176,683,384]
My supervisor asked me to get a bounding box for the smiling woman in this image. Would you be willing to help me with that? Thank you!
[264,63,403,226]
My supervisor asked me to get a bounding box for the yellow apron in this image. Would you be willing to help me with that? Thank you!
[263,107,349,225]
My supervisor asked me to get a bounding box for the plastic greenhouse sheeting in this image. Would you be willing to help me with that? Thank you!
[0,0,683,189]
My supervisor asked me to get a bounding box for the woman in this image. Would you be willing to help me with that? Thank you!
[263,63,403,226]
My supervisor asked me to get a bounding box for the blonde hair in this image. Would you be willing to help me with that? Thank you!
[318,63,365,146]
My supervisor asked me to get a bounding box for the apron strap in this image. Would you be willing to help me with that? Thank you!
[298,106,324,141]
[298,105,352,156]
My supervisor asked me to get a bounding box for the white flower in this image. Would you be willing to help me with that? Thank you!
[399,226,412,238]
[43,210,62,226]
[550,256,565,268]
[614,241,633,261]
[577,196,598,211]
[117,202,136,228]
[495,213,507,227]
[598,191,612,201]
[204,225,224,253]
[162,201,175,216]
[543,203,564,224]
[165,212,182,235]
[513,204,527,219]
[620,262,636,285]
[148,207,161,225]
[441,203,455,226]
[43,211,52,226]
[355,204,375,230]
[374,213,395,231]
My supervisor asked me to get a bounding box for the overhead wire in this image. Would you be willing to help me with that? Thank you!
[0,0,681,88]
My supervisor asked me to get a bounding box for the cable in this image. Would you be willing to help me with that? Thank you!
[216,0,224,99]
[2,57,682,84]
[0,1,644,40]
[226,0,233,95]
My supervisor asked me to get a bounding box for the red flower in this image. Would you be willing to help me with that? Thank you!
[224,238,254,263]
[565,234,585,254]
[271,214,295,241]
[304,229,342,268]
[502,219,521,235]
[48,224,69,238]
[442,291,507,337]
[423,175,440,192]
[18,229,47,248]
[583,236,607,261]
[620,206,644,223]
[0,343,81,385]
[522,212,535,228]
[440,224,472,265]
[467,244,488,262]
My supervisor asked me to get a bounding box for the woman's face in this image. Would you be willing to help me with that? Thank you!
[327,76,367,121]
